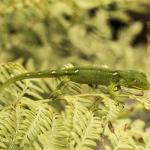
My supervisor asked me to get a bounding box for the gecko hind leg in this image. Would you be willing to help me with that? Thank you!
[88,84,98,89]
[117,85,121,91]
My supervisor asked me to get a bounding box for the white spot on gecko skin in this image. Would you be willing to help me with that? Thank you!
[26,73,30,76]
[75,69,79,73]
[51,71,56,74]
[37,73,42,75]
[113,72,118,76]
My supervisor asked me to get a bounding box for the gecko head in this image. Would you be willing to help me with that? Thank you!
[119,70,150,90]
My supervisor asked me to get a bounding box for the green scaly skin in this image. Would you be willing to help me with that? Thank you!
[0,67,150,91]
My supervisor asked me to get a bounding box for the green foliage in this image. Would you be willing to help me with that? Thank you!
[0,0,149,69]
[0,98,68,150]
[104,119,150,150]
[0,0,150,149]
[0,63,47,109]
[0,63,150,149]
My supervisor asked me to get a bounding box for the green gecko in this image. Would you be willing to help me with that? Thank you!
[0,67,150,91]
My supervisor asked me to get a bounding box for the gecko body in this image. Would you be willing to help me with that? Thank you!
[0,67,149,91]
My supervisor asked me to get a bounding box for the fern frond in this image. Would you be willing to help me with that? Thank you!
[101,95,124,122]
[143,128,150,149]
[35,113,68,150]
[0,63,46,109]
[63,98,103,150]
[19,99,54,148]
[104,119,150,150]
[129,95,150,110]
[53,80,82,96]
[0,98,67,150]
[0,106,19,149]
[70,93,124,122]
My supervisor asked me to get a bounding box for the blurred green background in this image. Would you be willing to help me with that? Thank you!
[0,0,150,72]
